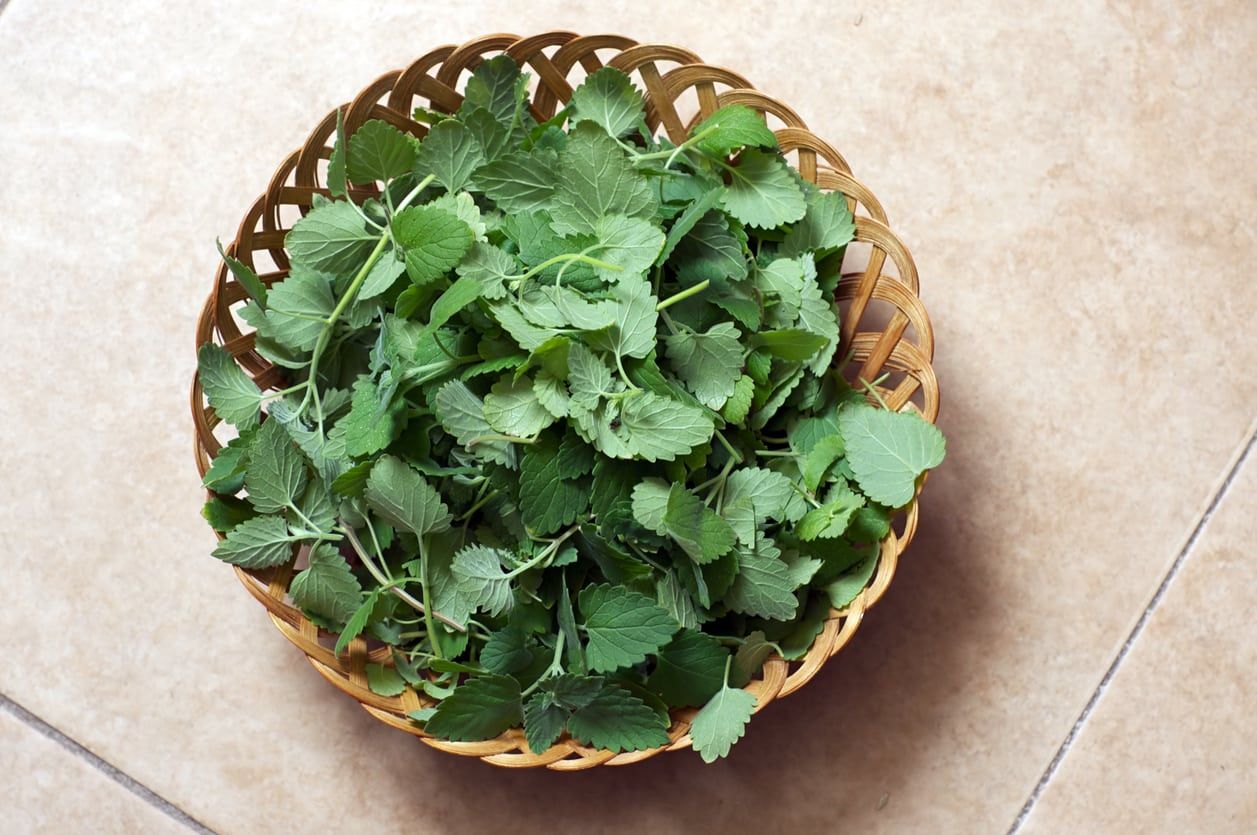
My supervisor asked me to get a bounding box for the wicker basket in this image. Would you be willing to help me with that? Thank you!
[191,31,939,770]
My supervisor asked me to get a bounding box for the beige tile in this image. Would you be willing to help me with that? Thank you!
[1022,452,1257,834]
[0,709,185,835]
[0,1,1255,833]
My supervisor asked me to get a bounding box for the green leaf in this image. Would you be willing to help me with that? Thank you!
[416,119,485,193]
[334,589,381,655]
[797,260,840,374]
[825,554,880,609]
[424,674,523,741]
[550,122,655,236]
[720,149,807,229]
[800,435,846,492]
[197,344,263,430]
[419,275,484,336]
[472,148,559,213]
[459,55,526,123]
[629,479,672,534]
[202,496,254,532]
[566,342,613,410]
[566,683,670,753]
[346,119,417,183]
[794,480,864,538]
[358,249,406,301]
[451,545,515,617]
[617,391,715,463]
[288,543,362,623]
[327,109,348,199]
[749,328,828,361]
[363,454,451,536]
[839,405,946,507]
[337,375,405,457]
[690,674,756,762]
[244,419,308,513]
[664,322,744,409]
[731,630,775,688]
[578,584,679,672]
[658,188,724,265]
[588,214,665,282]
[432,380,516,467]
[481,626,534,674]
[244,266,335,352]
[523,692,569,753]
[721,375,755,424]
[210,514,296,568]
[286,199,379,274]
[519,434,591,535]
[781,190,855,258]
[724,536,799,620]
[723,466,806,523]
[483,375,555,437]
[662,483,736,564]
[391,204,474,285]
[366,663,407,696]
[692,103,778,157]
[647,629,728,707]
[655,570,699,630]
[671,210,748,285]
[585,278,659,361]
[202,430,254,494]
[569,67,645,138]
[216,239,268,307]
[455,242,517,300]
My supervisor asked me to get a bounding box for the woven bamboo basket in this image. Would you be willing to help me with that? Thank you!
[191,31,939,770]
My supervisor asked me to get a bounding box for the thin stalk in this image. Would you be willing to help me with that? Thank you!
[713,430,744,464]
[508,251,623,284]
[466,433,538,448]
[858,377,891,411]
[300,231,392,415]
[394,174,436,214]
[417,536,443,658]
[338,521,466,633]
[520,631,566,697]
[656,279,710,312]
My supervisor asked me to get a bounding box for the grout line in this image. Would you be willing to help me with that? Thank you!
[0,693,216,834]
[1006,423,1257,834]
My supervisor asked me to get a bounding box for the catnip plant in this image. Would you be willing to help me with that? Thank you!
[198,57,945,762]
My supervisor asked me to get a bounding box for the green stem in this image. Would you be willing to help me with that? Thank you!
[466,433,538,448]
[614,353,641,392]
[300,231,392,414]
[521,631,566,697]
[506,526,577,579]
[631,124,720,165]
[417,536,443,659]
[754,449,797,458]
[509,251,623,283]
[395,174,436,214]
[858,377,891,411]
[338,521,466,633]
[713,430,744,464]
[656,279,710,312]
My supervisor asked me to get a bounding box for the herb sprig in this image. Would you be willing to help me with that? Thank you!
[199,58,945,761]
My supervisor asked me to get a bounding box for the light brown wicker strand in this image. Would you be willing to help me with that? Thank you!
[190,32,940,770]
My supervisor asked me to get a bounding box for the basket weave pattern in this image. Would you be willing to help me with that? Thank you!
[191,31,939,770]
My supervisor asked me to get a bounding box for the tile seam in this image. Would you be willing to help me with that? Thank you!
[0,692,216,834]
[1006,418,1257,834]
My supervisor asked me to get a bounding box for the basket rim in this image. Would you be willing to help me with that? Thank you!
[189,30,939,770]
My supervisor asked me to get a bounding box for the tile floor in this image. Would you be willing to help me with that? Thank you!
[0,1,1253,833]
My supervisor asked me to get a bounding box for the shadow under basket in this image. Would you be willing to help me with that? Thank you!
[190,31,941,770]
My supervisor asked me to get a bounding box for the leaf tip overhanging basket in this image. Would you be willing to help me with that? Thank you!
[190,31,939,770]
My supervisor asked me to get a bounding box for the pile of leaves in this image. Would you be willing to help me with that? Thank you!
[198,57,945,762]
